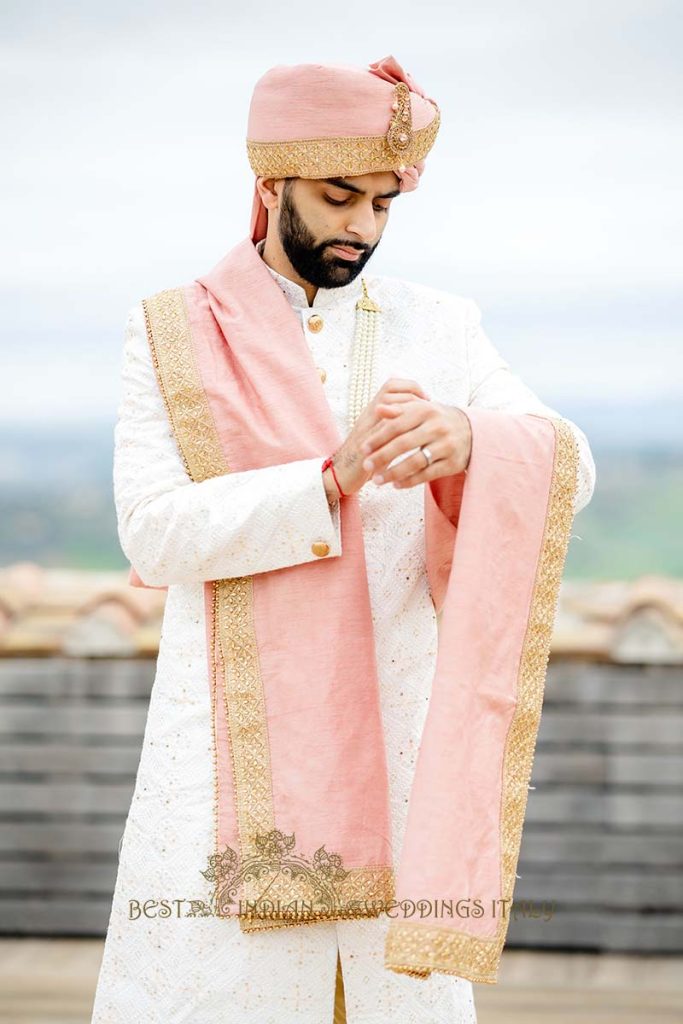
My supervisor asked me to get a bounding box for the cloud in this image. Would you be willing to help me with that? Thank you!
[2,0,681,421]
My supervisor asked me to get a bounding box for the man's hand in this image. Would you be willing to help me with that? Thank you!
[360,396,472,489]
[324,378,431,498]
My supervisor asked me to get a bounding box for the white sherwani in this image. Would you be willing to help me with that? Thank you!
[91,246,596,1024]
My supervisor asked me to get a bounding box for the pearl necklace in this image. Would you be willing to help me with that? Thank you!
[347,277,427,478]
[348,276,381,429]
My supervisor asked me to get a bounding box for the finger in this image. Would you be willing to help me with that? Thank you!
[375,402,405,416]
[379,379,430,401]
[390,458,451,489]
[363,406,424,458]
[377,393,425,405]
[371,394,427,419]
[369,396,430,435]
[386,444,446,483]
[366,425,435,478]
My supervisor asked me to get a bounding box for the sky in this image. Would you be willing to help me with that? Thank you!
[1,0,681,424]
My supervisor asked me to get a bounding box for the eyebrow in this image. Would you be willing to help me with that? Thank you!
[322,176,401,200]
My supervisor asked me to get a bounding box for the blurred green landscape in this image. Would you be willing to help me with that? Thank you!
[0,406,681,580]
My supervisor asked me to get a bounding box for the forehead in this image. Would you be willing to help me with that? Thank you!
[315,171,400,196]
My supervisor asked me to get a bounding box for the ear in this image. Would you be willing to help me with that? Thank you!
[255,176,281,211]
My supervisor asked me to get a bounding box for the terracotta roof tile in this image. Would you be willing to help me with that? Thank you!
[1,563,682,662]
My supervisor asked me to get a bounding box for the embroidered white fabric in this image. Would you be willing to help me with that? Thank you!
[92,257,595,1023]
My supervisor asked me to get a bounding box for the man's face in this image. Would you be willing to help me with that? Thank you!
[275,171,400,289]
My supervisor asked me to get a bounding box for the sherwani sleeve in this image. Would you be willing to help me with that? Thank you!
[464,299,596,514]
[113,304,342,587]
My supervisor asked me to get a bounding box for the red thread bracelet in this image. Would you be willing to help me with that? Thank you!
[321,455,348,498]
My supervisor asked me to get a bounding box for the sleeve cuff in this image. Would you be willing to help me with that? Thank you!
[311,457,342,557]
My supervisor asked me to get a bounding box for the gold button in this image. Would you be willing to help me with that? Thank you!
[307,314,324,333]
[317,366,327,383]
[311,541,330,557]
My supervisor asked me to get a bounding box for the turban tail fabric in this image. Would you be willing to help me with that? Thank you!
[122,57,580,983]
[245,54,441,243]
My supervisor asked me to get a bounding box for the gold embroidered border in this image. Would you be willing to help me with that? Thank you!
[215,575,275,858]
[246,108,440,179]
[142,289,226,481]
[142,288,271,873]
[240,865,396,933]
[384,416,580,984]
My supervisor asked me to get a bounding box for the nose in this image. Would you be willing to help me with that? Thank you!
[344,202,379,244]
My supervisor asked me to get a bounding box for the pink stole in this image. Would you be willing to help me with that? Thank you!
[126,236,578,984]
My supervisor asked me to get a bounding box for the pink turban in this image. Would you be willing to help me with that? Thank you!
[246,55,441,243]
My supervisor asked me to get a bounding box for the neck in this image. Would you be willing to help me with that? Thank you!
[259,235,317,307]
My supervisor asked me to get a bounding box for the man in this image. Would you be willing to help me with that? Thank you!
[92,56,595,1023]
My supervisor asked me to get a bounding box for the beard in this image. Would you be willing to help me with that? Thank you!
[277,180,380,289]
